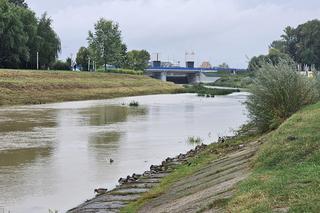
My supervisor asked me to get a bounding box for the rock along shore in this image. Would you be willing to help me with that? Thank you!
[68,144,209,213]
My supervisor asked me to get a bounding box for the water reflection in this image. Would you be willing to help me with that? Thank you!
[0,147,52,167]
[0,109,56,133]
[84,106,129,126]
[0,93,248,213]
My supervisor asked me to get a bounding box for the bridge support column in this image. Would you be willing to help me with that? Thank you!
[160,72,167,81]
[152,72,167,81]
[187,73,201,84]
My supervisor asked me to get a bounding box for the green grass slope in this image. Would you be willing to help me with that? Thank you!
[227,102,320,212]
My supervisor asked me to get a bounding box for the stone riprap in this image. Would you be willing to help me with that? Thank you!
[68,144,209,213]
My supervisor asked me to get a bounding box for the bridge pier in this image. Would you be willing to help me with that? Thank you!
[152,72,167,82]
[187,73,201,84]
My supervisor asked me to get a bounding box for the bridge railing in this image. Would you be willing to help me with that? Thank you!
[146,66,247,72]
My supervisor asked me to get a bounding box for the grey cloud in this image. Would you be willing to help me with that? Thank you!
[26,0,320,68]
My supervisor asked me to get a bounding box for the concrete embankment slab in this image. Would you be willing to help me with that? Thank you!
[69,142,259,213]
[68,144,209,213]
[138,142,260,213]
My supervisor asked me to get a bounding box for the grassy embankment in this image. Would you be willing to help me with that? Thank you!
[122,101,320,212]
[0,69,183,106]
[226,102,320,212]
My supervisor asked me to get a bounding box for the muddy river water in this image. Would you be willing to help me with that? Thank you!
[0,93,248,213]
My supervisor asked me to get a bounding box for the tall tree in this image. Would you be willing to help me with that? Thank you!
[88,18,125,70]
[76,46,90,71]
[0,0,29,68]
[0,1,60,69]
[8,0,27,8]
[271,20,320,68]
[125,50,150,70]
[37,13,61,69]
[18,6,38,68]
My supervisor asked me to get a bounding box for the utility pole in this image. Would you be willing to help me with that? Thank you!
[70,54,73,70]
[36,52,39,70]
[88,58,91,72]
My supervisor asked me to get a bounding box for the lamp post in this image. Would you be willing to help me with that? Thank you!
[88,58,91,72]
[36,52,39,70]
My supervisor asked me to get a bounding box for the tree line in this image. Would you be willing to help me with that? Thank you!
[248,19,320,71]
[76,18,150,71]
[0,0,61,69]
[0,0,150,71]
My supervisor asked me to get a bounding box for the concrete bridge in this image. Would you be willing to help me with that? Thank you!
[146,66,246,84]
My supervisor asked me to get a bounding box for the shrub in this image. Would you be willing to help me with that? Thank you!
[185,85,239,97]
[51,60,71,71]
[129,101,139,107]
[240,76,254,87]
[187,136,203,146]
[246,60,319,132]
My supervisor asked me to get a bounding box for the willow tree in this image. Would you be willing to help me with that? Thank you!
[0,0,30,68]
[0,0,60,69]
[36,13,61,69]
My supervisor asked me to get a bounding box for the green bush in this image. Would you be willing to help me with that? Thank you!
[185,85,240,97]
[129,100,139,107]
[51,60,71,71]
[207,74,254,88]
[246,60,319,132]
[240,76,254,87]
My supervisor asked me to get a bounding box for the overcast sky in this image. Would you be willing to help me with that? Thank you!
[26,0,320,68]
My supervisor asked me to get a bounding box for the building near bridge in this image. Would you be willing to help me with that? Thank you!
[200,61,212,69]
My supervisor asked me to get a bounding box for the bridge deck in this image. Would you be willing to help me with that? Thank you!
[146,66,246,73]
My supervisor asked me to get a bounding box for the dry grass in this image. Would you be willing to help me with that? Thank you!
[0,69,183,106]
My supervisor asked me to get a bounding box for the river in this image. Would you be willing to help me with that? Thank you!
[0,93,248,213]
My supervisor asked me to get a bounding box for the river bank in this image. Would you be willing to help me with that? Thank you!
[118,101,320,212]
[68,128,261,213]
[67,101,320,212]
[0,69,182,106]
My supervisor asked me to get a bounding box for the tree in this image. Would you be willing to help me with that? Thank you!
[218,62,229,69]
[37,13,61,69]
[125,50,150,70]
[0,0,29,68]
[8,0,27,8]
[0,1,60,69]
[76,47,90,71]
[248,48,292,72]
[18,5,38,69]
[271,20,320,69]
[116,43,127,68]
[88,18,126,71]
[52,59,71,70]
